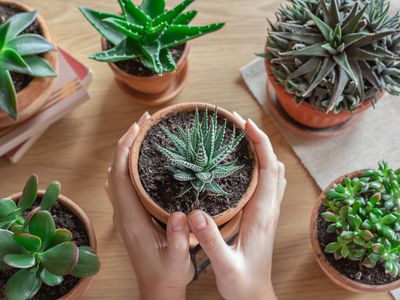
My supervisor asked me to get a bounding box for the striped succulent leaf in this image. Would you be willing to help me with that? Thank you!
[265,0,400,113]
[80,0,224,74]
[157,107,245,201]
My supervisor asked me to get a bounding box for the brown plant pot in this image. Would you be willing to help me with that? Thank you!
[101,38,189,98]
[0,0,58,129]
[265,60,380,129]
[129,102,259,240]
[310,171,400,293]
[9,190,98,300]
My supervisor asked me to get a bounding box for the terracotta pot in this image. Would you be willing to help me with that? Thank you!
[310,171,400,293]
[9,190,98,300]
[0,0,58,128]
[129,102,259,229]
[101,38,189,96]
[265,60,380,129]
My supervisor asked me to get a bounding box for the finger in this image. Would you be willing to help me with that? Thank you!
[113,123,139,175]
[241,119,280,231]
[188,210,235,274]
[277,162,287,205]
[167,212,191,266]
[232,111,246,127]
[138,111,150,126]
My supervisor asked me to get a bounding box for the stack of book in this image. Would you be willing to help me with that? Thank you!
[0,48,92,163]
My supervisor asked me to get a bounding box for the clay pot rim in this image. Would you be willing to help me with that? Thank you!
[310,170,400,292]
[129,102,260,227]
[265,60,375,117]
[0,0,58,119]
[8,190,97,299]
[101,37,190,81]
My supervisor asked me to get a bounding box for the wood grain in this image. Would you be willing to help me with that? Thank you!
[0,0,392,299]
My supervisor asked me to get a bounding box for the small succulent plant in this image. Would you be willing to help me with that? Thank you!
[157,107,245,204]
[80,0,224,74]
[0,11,57,119]
[263,0,400,113]
[0,175,100,300]
[322,161,400,278]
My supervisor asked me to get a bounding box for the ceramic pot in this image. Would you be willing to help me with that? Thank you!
[310,171,400,293]
[101,38,189,97]
[129,102,259,228]
[9,191,98,300]
[0,0,58,128]
[265,61,380,129]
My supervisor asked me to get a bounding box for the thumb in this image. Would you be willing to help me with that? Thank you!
[166,212,191,266]
[188,210,235,274]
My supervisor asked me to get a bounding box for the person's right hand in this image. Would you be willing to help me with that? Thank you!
[187,114,286,300]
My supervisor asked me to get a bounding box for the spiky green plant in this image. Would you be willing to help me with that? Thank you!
[263,0,400,113]
[0,11,57,119]
[156,107,246,203]
[321,161,400,278]
[0,175,100,300]
[79,0,224,75]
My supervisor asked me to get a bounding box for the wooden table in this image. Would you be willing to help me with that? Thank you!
[0,0,392,299]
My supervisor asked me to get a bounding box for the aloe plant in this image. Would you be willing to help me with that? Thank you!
[322,161,400,278]
[157,107,246,204]
[79,0,224,74]
[0,175,100,300]
[0,11,57,119]
[264,0,400,113]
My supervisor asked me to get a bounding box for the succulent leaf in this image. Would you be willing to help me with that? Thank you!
[5,268,42,300]
[157,107,245,201]
[81,0,224,74]
[28,211,55,250]
[266,0,400,113]
[71,246,101,278]
[37,242,79,276]
[40,268,63,286]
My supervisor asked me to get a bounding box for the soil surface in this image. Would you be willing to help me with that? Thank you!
[0,201,90,299]
[138,110,254,216]
[106,41,185,77]
[0,4,43,92]
[317,204,400,285]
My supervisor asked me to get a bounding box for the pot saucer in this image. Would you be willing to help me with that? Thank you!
[115,63,189,107]
[266,81,361,139]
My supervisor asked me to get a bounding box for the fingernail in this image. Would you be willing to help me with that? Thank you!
[246,118,255,129]
[138,112,149,125]
[130,123,138,131]
[170,215,185,232]
[189,211,207,231]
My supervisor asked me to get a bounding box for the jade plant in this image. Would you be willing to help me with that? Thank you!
[0,175,100,300]
[322,161,400,278]
[79,0,225,74]
[263,0,400,113]
[157,107,245,203]
[0,11,57,119]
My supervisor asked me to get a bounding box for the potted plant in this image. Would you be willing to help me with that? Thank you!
[0,0,57,128]
[262,0,400,129]
[310,161,400,292]
[0,175,100,300]
[80,0,224,104]
[129,103,259,245]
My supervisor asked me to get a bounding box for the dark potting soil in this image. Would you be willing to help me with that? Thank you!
[139,110,254,216]
[0,4,43,92]
[0,201,90,299]
[317,204,400,285]
[106,41,185,77]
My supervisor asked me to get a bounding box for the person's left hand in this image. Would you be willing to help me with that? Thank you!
[105,112,194,300]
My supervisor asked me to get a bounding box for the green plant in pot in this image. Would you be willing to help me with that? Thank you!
[0,1,57,128]
[80,0,224,102]
[311,161,400,292]
[0,175,100,300]
[129,103,259,247]
[262,0,400,129]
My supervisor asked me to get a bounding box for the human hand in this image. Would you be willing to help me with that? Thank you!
[187,114,286,300]
[105,112,194,300]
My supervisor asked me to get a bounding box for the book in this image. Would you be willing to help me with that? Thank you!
[1,48,92,163]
